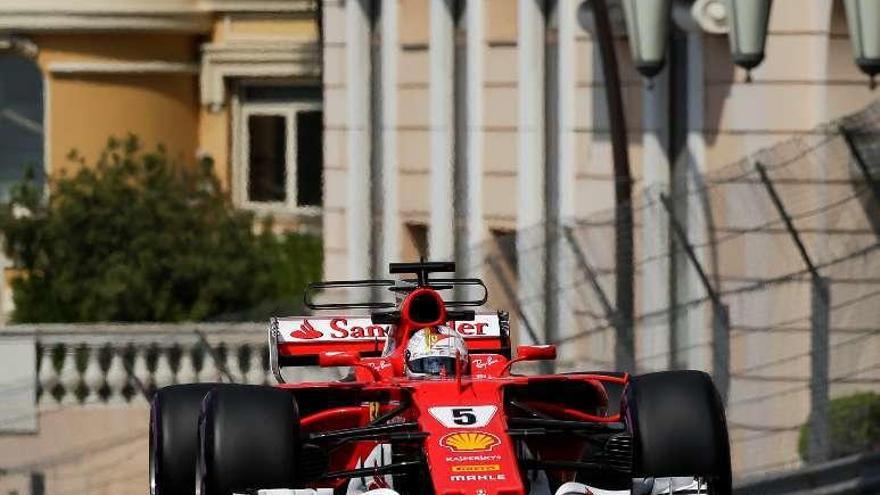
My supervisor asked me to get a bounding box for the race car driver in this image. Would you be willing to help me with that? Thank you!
[403,324,469,378]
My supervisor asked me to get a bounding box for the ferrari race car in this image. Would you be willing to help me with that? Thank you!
[150,262,731,495]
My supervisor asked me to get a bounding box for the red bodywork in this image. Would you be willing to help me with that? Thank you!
[270,287,630,495]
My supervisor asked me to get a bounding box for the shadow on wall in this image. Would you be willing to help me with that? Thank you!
[701,34,735,148]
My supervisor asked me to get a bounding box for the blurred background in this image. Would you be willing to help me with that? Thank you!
[0,0,878,493]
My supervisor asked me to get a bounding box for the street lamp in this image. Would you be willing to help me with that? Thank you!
[724,0,772,79]
[843,0,880,88]
[621,0,672,78]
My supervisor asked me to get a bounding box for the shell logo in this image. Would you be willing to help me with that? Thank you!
[440,432,501,452]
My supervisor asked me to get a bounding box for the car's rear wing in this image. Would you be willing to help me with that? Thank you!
[268,311,510,379]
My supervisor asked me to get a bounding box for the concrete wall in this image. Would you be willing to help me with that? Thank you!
[0,406,148,495]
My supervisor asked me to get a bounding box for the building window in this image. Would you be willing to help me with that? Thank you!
[247,114,287,202]
[295,110,323,207]
[0,55,44,201]
[235,86,322,212]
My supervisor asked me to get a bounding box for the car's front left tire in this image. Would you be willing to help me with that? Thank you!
[150,383,221,495]
[196,384,301,495]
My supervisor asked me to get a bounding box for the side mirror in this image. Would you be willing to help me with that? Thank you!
[318,351,360,367]
[515,345,557,361]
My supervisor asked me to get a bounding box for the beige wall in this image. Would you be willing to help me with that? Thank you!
[199,105,231,190]
[702,0,874,171]
[48,74,199,175]
[31,13,321,190]
[0,406,148,495]
[214,16,319,43]
[33,33,196,65]
[32,34,200,177]
[399,0,429,46]
[698,1,878,474]
[321,0,880,477]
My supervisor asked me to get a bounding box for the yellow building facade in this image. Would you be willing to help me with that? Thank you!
[0,0,324,317]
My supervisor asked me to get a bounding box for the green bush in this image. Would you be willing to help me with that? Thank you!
[0,135,321,322]
[798,391,880,462]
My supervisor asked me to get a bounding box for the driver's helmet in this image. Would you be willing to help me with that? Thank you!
[404,325,468,378]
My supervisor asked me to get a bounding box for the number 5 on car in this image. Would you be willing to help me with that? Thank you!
[429,406,497,428]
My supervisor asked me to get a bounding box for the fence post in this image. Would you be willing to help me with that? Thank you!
[755,162,830,463]
[840,126,880,203]
[659,194,730,403]
[713,303,731,405]
[809,276,831,463]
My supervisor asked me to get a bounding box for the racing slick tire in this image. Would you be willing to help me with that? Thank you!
[196,384,301,495]
[624,370,732,494]
[150,383,221,495]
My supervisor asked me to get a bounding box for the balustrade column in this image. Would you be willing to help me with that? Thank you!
[105,348,127,405]
[30,324,269,407]
[131,347,151,404]
[59,348,80,405]
[83,346,105,404]
[228,344,245,383]
[37,347,58,407]
[154,348,174,389]
[246,345,266,385]
[200,348,222,383]
[177,345,197,384]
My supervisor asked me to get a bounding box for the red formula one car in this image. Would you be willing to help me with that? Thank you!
[150,262,731,495]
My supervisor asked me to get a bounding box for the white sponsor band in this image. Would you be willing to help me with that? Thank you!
[277,314,502,343]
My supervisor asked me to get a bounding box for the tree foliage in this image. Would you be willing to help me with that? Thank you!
[798,391,880,461]
[0,135,321,322]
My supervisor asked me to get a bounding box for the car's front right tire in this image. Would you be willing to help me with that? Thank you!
[196,384,301,495]
[623,370,732,495]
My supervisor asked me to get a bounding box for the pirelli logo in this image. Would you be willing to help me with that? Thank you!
[451,464,501,473]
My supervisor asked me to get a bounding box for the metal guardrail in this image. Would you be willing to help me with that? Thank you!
[734,451,880,495]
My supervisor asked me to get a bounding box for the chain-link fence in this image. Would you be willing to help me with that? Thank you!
[471,100,880,477]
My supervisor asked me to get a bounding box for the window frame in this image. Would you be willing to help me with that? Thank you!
[233,97,322,216]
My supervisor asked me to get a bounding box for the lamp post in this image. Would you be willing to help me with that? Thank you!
[575,0,772,373]
[724,0,772,80]
[843,0,880,88]
[578,0,635,372]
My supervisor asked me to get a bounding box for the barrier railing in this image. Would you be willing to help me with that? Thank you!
[0,323,283,407]
[734,450,880,495]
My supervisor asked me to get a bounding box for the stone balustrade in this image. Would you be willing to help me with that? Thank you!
[3,323,283,408]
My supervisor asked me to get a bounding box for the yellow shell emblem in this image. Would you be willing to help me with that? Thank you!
[440,432,501,452]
